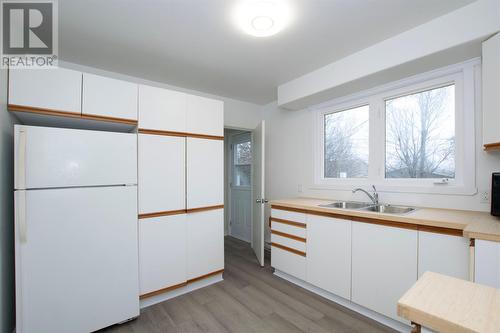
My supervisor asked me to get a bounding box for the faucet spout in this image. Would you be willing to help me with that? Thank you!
[352,186,379,205]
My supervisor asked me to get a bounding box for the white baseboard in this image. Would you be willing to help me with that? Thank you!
[274,270,411,333]
[139,274,223,309]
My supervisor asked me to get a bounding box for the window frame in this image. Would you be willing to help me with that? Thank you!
[231,132,252,189]
[313,59,478,195]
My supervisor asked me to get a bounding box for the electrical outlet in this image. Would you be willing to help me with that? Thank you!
[480,190,490,204]
[298,184,303,193]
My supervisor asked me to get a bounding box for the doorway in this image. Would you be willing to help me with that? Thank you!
[225,129,253,243]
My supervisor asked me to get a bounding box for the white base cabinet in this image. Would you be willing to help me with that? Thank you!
[187,209,224,280]
[307,215,351,300]
[139,215,187,296]
[351,222,417,323]
[418,231,469,280]
[475,239,500,289]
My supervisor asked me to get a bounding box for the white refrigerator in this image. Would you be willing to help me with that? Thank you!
[14,125,140,333]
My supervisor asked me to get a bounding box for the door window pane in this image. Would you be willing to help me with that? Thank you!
[233,141,251,186]
[385,85,455,179]
[324,105,369,178]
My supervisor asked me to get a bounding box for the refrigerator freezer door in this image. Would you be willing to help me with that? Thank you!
[15,186,139,333]
[15,125,137,190]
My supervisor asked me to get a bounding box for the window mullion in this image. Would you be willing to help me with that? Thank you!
[368,96,384,182]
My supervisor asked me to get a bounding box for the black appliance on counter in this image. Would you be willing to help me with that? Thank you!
[492,173,500,216]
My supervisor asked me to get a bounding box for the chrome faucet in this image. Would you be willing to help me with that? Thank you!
[352,185,379,205]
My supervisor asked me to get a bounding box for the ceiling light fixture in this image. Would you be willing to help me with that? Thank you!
[233,0,292,37]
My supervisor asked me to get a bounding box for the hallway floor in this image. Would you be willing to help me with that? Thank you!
[102,236,396,333]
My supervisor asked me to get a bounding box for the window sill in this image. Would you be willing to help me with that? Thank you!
[310,182,477,196]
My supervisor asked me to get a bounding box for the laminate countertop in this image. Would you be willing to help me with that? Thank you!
[397,272,500,333]
[270,198,500,242]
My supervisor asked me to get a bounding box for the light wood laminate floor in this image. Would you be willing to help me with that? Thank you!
[100,236,396,333]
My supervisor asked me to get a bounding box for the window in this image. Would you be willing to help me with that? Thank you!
[385,85,455,179]
[324,105,369,178]
[314,59,478,194]
[233,140,252,186]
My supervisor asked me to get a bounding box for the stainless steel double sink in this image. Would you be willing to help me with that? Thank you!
[319,201,416,215]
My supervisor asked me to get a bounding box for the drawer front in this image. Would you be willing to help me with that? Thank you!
[271,208,306,223]
[271,233,306,252]
[271,246,306,280]
[271,220,306,238]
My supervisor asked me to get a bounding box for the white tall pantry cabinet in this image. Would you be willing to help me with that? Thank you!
[137,84,224,300]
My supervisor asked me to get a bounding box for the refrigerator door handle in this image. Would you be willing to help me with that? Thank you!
[17,191,27,243]
[17,129,27,190]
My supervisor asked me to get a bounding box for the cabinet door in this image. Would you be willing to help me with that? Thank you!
[138,134,185,214]
[186,138,223,209]
[418,231,469,280]
[9,68,82,113]
[187,209,224,280]
[82,73,138,121]
[475,239,500,289]
[482,33,500,145]
[352,222,417,322]
[138,85,186,132]
[307,215,351,299]
[139,214,187,296]
[186,95,223,137]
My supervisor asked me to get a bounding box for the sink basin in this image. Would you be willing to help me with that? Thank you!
[319,201,373,209]
[360,204,416,215]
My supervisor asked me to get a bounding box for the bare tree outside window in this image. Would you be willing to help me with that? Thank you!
[385,85,455,179]
[324,105,369,178]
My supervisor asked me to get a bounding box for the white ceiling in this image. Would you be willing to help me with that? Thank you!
[59,0,476,104]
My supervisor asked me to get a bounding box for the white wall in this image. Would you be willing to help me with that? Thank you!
[59,61,264,131]
[263,73,500,240]
[0,68,18,333]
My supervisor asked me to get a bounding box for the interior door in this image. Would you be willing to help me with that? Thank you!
[252,121,265,266]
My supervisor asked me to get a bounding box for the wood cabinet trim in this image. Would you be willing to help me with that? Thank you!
[187,269,224,284]
[186,204,224,213]
[8,104,138,125]
[271,242,306,257]
[139,281,187,299]
[484,142,500,151]
[270,217,307,229]
[138,128,224,140]
[138,209,187,219]
[271,230,306,243]
[140,269,224,299]
[271,205,464,236]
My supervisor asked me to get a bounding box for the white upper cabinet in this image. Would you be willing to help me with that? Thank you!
[139,214,187,295]
[351,222,417,323]
[138,134,185,214]
[186,95,224,137]
[418,231,469,280]
[138,85,187,132]
[186,138,223,209]
[187,209,224,279]
[307,215,351,300]
[483,32,500,148]
[8,68,82,114]
[82,74,138,121]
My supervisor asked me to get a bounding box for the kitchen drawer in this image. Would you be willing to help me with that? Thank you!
[271,208,306,224]
[270,220,306,238]
[271,246,306,280]
[271,233,306,252]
